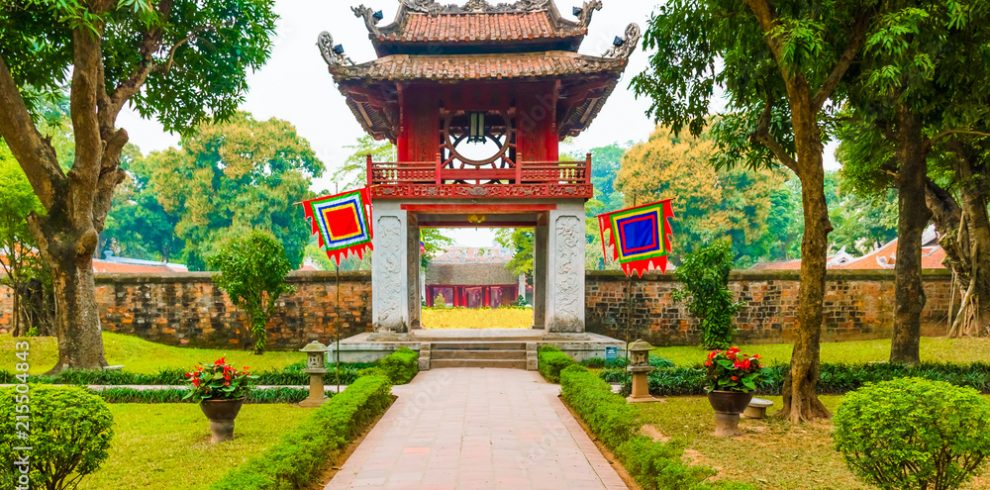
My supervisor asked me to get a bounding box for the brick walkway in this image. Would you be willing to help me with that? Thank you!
[325,368,628,490]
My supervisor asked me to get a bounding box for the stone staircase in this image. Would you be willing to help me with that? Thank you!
[425,341,537,370]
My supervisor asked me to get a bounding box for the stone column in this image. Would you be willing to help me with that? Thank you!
[533,217,548,330]
[407,216,422,330]
[371,202,410,333]
[545,203,585,333]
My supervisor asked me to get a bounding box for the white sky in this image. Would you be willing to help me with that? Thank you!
[118,0,839,248]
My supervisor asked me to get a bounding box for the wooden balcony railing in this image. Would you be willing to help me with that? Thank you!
[366,154,592,187]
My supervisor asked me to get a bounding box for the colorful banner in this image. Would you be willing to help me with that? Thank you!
[597,199,675,277]
[302,188,374,265]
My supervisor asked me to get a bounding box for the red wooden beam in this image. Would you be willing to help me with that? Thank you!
[401,204,557,213]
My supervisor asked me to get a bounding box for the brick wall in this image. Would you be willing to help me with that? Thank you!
[585,270,953,345]
[0,270,955,347]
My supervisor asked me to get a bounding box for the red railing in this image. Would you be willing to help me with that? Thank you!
[366,154,592,187]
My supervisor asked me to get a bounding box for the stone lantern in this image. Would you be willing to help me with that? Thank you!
[299,341,328,408]
[627,339,657,403]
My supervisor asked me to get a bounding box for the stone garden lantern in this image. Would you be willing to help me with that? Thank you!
[627,339,657,403]
[299,341,328,408]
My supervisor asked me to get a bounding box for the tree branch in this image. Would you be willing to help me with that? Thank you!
[751,100,798,172]
[812,14,870,111]
[67,26,106,222]
[0,55,64,210]
[744,0,784,61]
[931,129,990,143]
[107,0,174,121]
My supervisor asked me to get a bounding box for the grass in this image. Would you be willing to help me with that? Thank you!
[652,336,990,367]
[0,332,306,374]
[636,395,990,489]
[78,403,315,490]
[422,306,533,329]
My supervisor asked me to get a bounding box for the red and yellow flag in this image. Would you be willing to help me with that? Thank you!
[597,199,675,277]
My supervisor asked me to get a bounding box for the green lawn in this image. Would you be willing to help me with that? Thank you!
[637,395,990,490]
[1,332,306,374]
[652,336,990,367]
[78,404,314,490]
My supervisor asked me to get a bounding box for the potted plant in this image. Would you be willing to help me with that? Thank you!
[184,357,255,443]
[704,347,764,436]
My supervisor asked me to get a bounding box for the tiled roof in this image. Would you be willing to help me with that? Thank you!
[381,12,584,43]
[331,51,625,83]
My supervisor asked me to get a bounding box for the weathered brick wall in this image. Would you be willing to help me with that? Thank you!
[92,271,372,349]
[0,270,955,347]
[586,270,953,345]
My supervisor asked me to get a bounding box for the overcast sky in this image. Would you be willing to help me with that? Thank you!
[118,0,839,248]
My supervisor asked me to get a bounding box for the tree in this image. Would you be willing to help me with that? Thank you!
[142,112,323,270]
[495,228,535,278]
[0,0,277,371]
[838,1,990,355]
[634,0,889,421]
[208,230,294,354]
[673,240,741,349]
[0,144,48,336]
[615,126,787,267]
[100,146,183,262]
[420,228,453,268]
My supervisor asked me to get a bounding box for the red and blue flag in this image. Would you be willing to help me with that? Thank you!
[597,199,675,277]
[302,188,374,265]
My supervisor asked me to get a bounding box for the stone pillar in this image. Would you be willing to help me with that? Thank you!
[407,216,422,330]
[533,217,548,330]
[371,202,410,333]
[545,203,585,333]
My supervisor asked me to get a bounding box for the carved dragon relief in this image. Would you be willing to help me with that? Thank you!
[603,23,641,59]
[577,0,602,28]
[352,5,383,36]
[400,0,552,14]
[374,216,406,332]
[553,215,584,328]
[317,32,354,67]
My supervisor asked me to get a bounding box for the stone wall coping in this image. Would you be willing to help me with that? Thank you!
[585,269,953,282]
[93,270,373,285]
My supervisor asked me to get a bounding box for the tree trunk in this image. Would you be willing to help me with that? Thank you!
[953,154,990,336]
[780,90,832,423]
[890,107,929,364]
[47,239,107,372]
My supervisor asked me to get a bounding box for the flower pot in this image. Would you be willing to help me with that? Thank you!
[200,398,245,443]
[707,390,754,437]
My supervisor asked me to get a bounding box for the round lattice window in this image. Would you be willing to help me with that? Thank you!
[441,111,515,168]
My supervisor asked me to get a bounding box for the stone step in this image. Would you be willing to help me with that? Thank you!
[431,349,527,360]
[430,359,528,369]
[430,342,527,351]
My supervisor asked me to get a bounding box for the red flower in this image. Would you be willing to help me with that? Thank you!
[192,378,201,387]
[214,356,226,366]
[707,351,718,360]
[184,371,193,378]
[729,346,739,352]
[731,376,739,381]
[727,351,737,361]
[705,360,713,367]
[753,354,761,359]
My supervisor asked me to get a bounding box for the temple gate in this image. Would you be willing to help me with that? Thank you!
[319,0,638,335]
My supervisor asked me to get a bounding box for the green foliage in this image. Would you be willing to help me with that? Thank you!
[211,375,393,490]
[0,385,114,490]
[834,378,990,490]
[209,230,295,354]
[420,228,453,268]
[94,387,309,404]
[615,362,990,397]
[0,363,374,387]
[673,241,740,349]
[330,135,396,190]
[495,228,535,277]
[375,347,419,385]
[182,356,255,402]
[537,346,576,383]
[560,365,745,489]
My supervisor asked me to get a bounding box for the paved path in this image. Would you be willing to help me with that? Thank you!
[326,368,627,490]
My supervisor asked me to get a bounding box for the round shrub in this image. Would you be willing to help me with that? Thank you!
[834,377,990,490]
[0,385,114,490]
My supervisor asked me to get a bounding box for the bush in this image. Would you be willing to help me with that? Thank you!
[672,240,740,349]
[376,347,418,385]
[560,365,748,489]
[212,375,393,489]
[94,387,310,404]
[208,230,295,354]
[538,346,576,383]
[834,378,990,490]
[0,385,114,490]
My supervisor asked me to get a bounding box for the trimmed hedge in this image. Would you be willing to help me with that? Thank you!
[0,363,373,387]
[538,346,576,383]
[606,362,990,396]
[375,347,419,385]
[211,375,394,489]
[92,387,311,404]
[560,365,751,490]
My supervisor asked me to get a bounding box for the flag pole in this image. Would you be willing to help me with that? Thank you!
[334,183,341,394]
